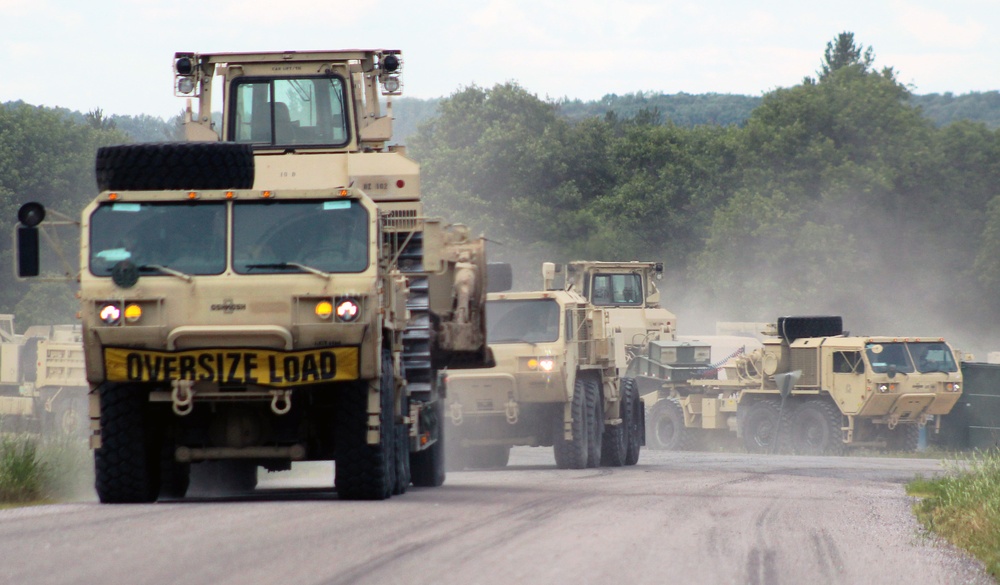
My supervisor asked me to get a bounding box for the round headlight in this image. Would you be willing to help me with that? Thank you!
[177,77,195,94]
[175,56,194,76]
[124,304,142,323]
[878,383,889,393]
[99,304,121,326]
[315,300,333,320]
[383,76,400,93]
[539,358,555,372]
[336,299,360,322]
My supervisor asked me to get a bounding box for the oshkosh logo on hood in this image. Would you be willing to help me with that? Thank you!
[210,299,246,314]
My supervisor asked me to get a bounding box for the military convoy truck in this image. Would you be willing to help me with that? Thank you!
[561,261,675,375]
[642,316,964,453]
[15,49,496,502]
[0,315,88,435]
[444,262,643,469]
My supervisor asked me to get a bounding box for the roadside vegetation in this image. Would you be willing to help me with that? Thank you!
[907,451,1000,578]
[0,432,92,505]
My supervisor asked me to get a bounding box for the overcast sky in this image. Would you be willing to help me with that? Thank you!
[2,0,998,119]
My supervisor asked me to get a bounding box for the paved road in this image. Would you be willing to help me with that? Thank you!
[0,448,992,585]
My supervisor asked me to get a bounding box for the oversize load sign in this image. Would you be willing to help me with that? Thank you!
[104,347,359,387]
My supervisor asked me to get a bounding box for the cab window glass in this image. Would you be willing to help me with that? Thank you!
[230,76,349,147]
[89,202,227,276]
[590,273,643,306]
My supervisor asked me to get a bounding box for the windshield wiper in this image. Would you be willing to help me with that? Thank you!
[139,264,192,283]
[244,262,330,279]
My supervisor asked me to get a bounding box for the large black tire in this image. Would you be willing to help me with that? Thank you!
[335,351,395,500]
[410,399,446,487]
[600,384,628,467]
[50,393,88,437]
[885,424,921,452]
[622,379,642,465]
[95,142,255,192]
[740,400,782,453]
[788,399,844,455]
[393,423,411,495]
[94,383,159,503]
[646,398,692,450]
[554,375,589,469]
[585,377,603,469]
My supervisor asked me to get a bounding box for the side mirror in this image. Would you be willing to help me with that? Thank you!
[15,202,46,278]
[16,226,40,277]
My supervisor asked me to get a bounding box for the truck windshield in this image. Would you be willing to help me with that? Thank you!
[487,299,560,344]
[865,341,958,374]
[230,75,349,147]
[233,199,369,274]
[906,341,959,373]
[589,273,643,306]
[89,202,227,276]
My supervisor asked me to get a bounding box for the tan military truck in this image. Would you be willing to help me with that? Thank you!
[642,316,964,453]
[561,261,676,376]
[444,262,643,469]
[14,49,496,502]
[0,315,88,435]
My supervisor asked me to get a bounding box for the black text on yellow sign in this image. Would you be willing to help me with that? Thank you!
[104,347,360,387]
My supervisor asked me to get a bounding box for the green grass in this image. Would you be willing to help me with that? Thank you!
[0,433,93,504]
[907,451,1000,577]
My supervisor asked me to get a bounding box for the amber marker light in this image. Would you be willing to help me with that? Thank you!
[108,193,119,200]
[527,358,539,370]
[124,304,142,323]
[315,300,334,320]
[262,190,273,198]
[339,189,349,197]
[187,191,198,200]
[225,191,235,199]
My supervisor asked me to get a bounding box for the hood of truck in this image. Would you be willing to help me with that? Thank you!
[80,272,380,383]
[445,341,570,407]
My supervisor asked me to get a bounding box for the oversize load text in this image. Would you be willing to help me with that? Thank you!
[104,347,359,387]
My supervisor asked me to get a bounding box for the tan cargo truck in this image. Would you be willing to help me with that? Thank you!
[642,316,964,453]
[444,262,643,469]
[15,49,497,502]
[0,315,88,435]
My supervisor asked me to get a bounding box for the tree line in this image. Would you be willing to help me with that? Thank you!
[410,33,1000,352]
[1,33,999,353]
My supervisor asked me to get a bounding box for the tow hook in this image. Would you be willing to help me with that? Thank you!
[270,390,292,415]
[505,398,519,425]
[171,380,194,416]
[449,401,463,425]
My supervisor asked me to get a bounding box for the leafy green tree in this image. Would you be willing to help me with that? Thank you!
[819,32,874,79]
[0,103,127,324]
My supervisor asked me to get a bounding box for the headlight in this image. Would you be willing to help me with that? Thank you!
[877,383,898,393]
[527,357,556,371]
[99,303,122,326]
[335,298,360,322]
[945,382,961,392]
